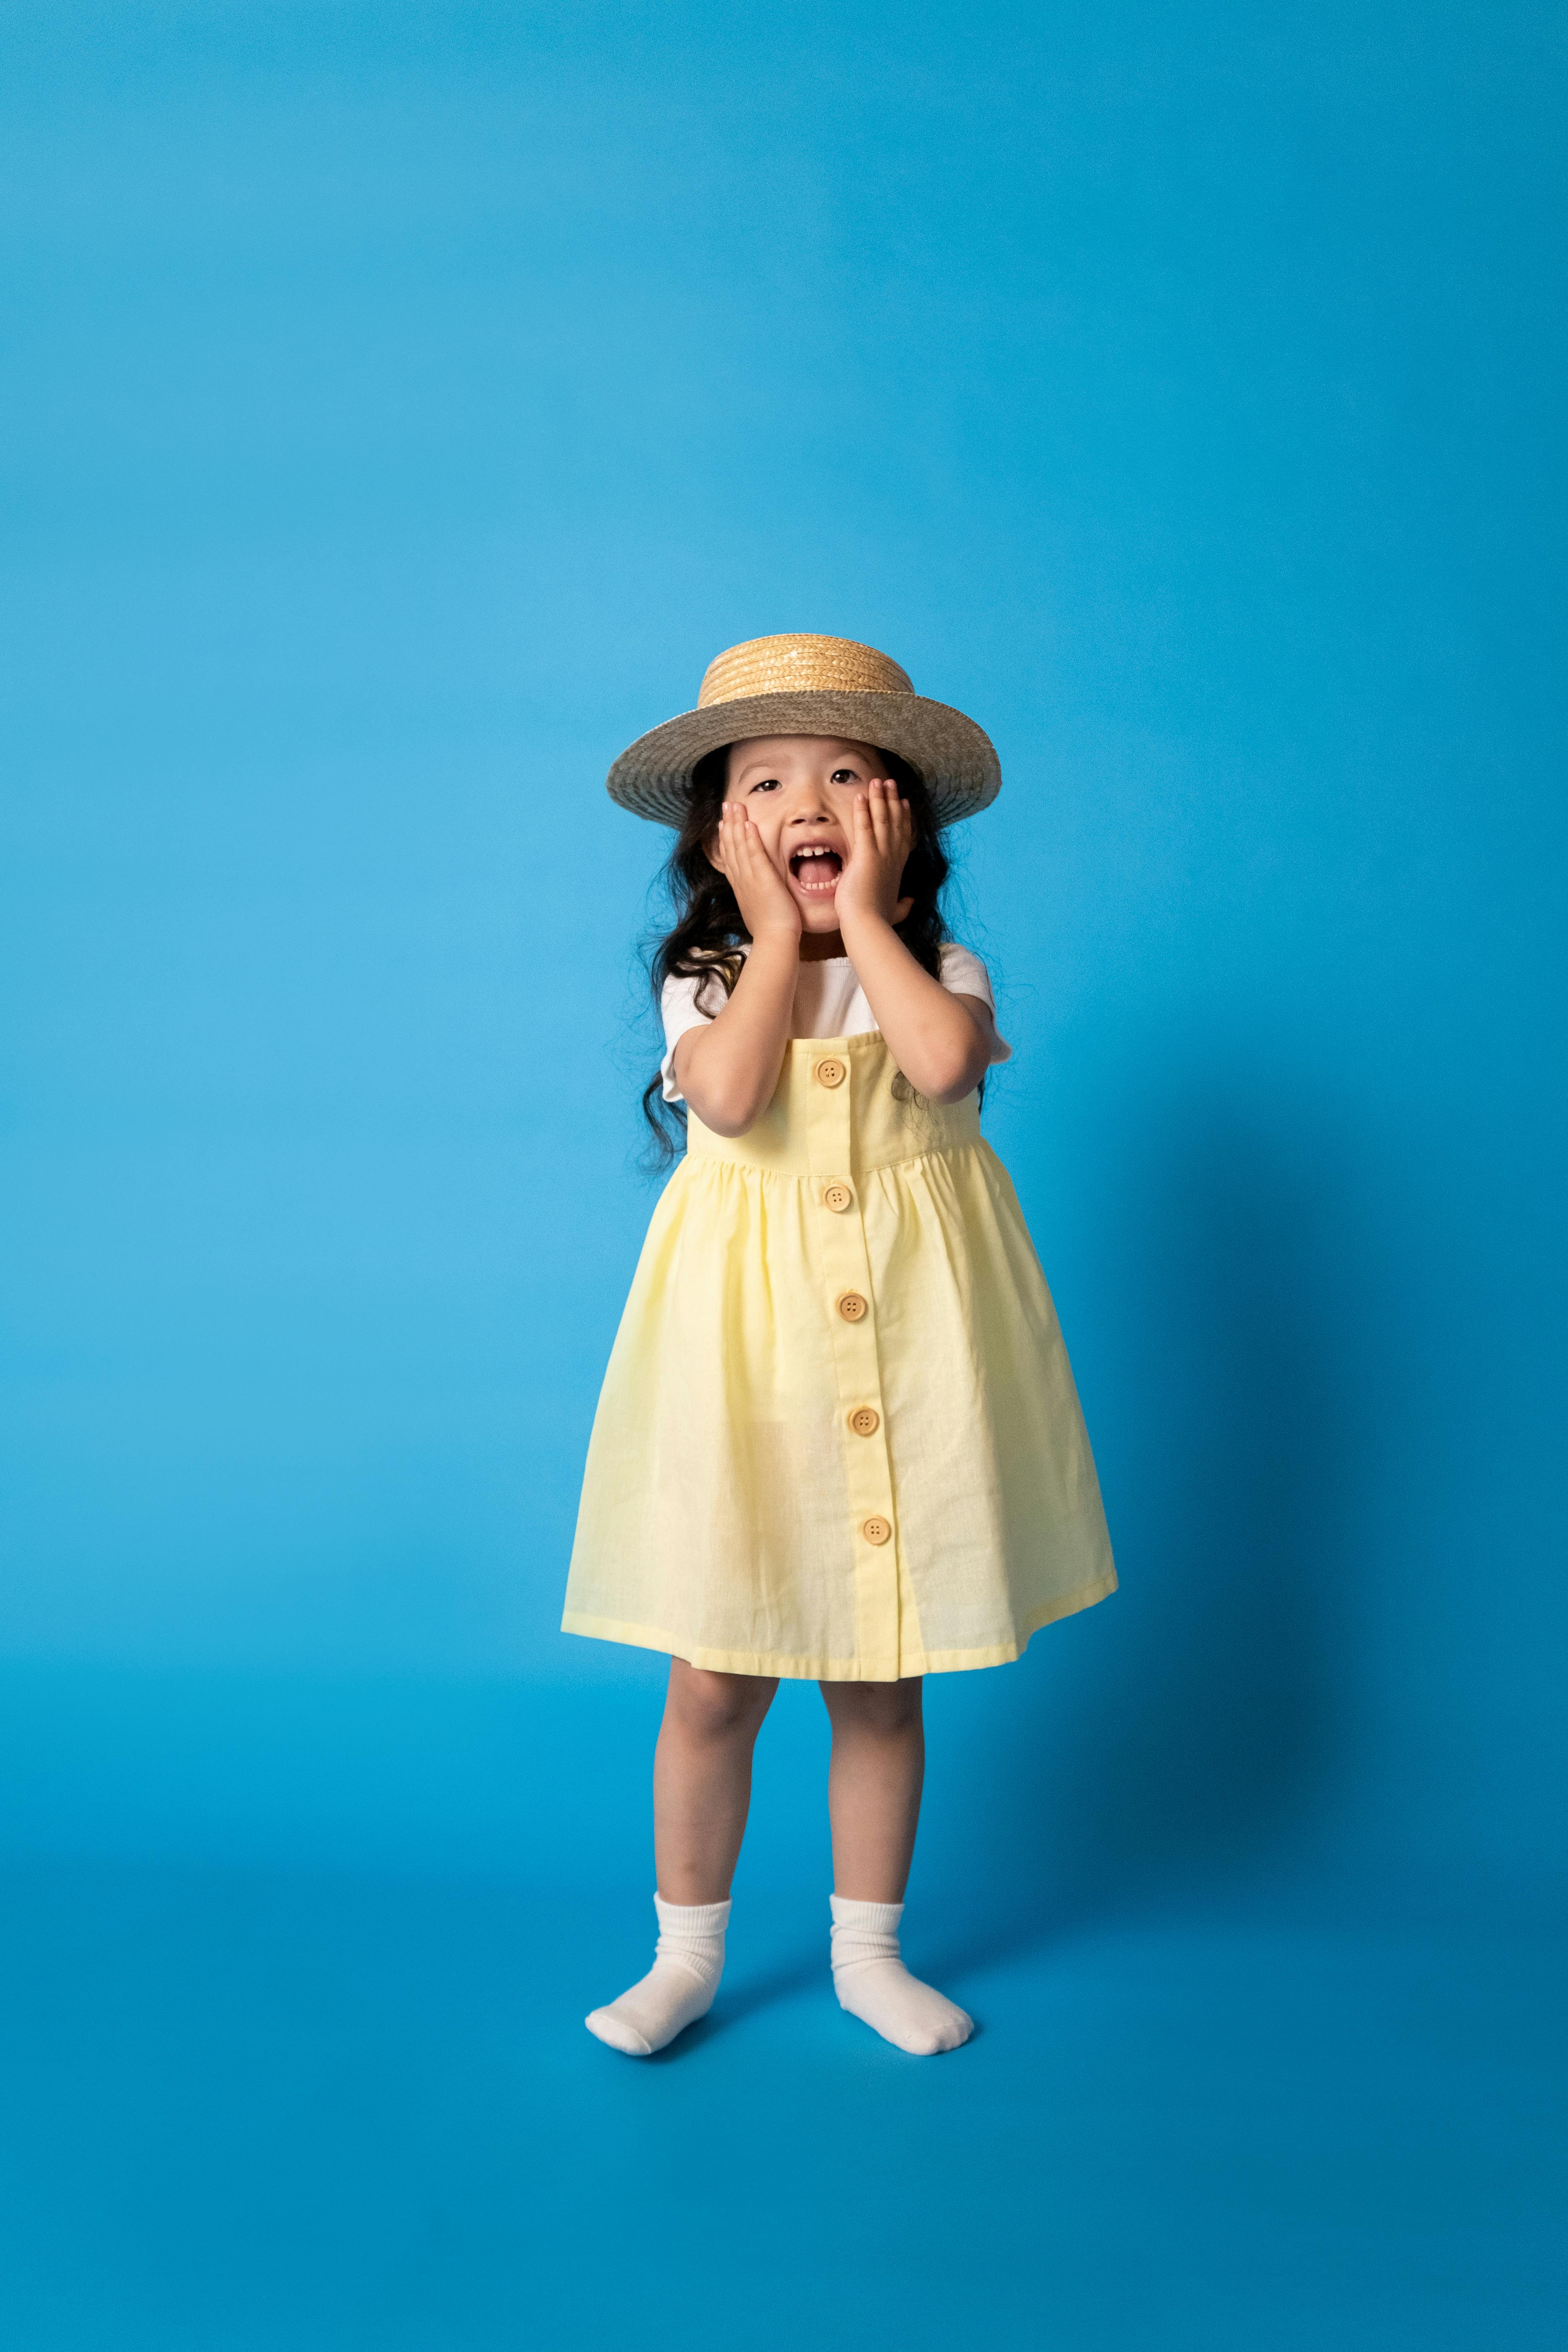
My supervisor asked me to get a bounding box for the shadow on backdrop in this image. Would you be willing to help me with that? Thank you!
[923,1071,1384,1974]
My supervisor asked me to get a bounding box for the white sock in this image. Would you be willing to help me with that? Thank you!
[830,1894,973,2055]
[585,1895,730,2057]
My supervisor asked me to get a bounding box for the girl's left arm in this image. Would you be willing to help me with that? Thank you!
[835,780,999,1105]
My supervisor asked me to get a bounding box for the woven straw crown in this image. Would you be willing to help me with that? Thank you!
[606,633,1001,828]
[698,635,915,708]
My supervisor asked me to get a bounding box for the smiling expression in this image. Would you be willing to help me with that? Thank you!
[712,735,888,931]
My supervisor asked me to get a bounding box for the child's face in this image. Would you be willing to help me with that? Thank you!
[712,735,885,934]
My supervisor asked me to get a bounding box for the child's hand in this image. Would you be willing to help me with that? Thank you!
[835,779,915,932]
[711,801,803,942]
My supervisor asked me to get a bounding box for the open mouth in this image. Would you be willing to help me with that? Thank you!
[789,845,844,898]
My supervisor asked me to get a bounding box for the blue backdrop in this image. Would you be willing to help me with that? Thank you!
[2,5,1563,2347]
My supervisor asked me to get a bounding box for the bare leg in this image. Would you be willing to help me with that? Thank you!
[585,1660,777,2057]
[655,1659,778,1903]
[819,1676,925,1901]
[818,1676,971,2055]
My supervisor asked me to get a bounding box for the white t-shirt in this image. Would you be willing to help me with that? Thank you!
[659,942,1009,1104]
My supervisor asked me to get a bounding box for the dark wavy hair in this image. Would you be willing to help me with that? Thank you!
[640,743,952,1160]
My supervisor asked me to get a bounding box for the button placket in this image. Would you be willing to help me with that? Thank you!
[806,1041,902,1678]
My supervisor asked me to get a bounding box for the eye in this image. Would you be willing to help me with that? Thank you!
[830,768,862,785]
[748,777,782,794]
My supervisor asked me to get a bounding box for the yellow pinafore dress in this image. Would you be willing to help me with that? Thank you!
[562,1030,1116,1680]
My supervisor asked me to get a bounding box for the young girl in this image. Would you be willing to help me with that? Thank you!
[563,635,1116,2057]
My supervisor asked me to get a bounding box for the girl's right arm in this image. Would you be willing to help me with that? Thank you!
[672,801,801,1136]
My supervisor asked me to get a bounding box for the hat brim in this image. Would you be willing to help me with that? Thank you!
[606,691,1001,827]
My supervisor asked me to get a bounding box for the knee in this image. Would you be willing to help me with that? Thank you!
[668,1664,775,1742]
[826,1676,923,1739]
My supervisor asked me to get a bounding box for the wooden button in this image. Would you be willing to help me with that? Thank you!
[836,1290,869,1323]
[815,1057,846,1089]
[861,1516,892,1546]
[822,1181,854,1213]
[848,1406,880,1437]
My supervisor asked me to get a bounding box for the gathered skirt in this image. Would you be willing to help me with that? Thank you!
[562,1029,1116,1680]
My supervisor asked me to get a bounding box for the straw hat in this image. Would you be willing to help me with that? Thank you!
[606,634,1001,827]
